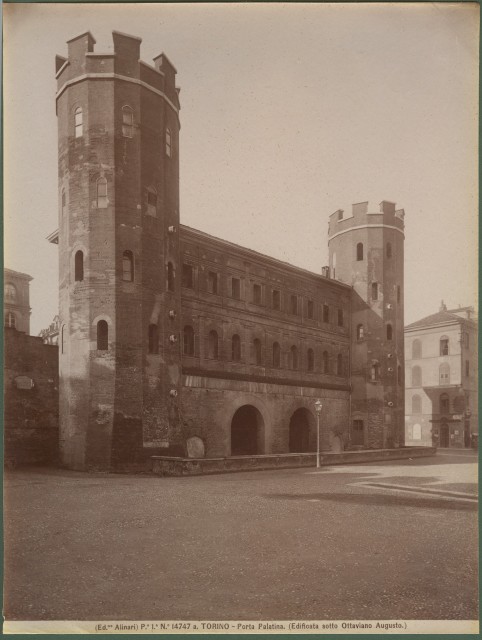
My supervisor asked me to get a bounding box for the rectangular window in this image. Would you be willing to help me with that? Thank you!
[307,300,314,320]
[371,282,378,301]
[272,289,281,310]
[322,304,329,323]
[231,277,241,300]
[338,309,344,327]
[253,283,262,305]
[440,339,449,356]
[208,271,218,295]
[182,264,194,289]
[466,360,469,377]
[290,295,298,315]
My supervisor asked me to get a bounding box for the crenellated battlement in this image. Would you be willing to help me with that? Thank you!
[328,199,404,241]
[55,30,180,111]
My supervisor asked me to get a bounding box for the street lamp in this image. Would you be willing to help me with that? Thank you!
[314,399,323,468]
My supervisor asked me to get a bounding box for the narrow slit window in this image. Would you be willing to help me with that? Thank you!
[5,312,16,329]
[74,107,83,138]
[356,243,363,261]
[371,282,378,301]
[122,250,134,282]
[356,324,364,340]
[371,363,380,381]
[97,320,108,350]
[386,324,393,340]
[74,250,84,282]
[386,242,392,258]
[165,128,172,157]
[97,178,108,209]
[122,106,134,138]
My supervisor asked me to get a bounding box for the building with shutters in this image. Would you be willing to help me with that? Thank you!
[404,303,478,448]
[50,31,406,470]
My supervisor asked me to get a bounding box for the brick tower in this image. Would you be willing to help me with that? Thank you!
[328,201,405,448]
[56,32,182,469]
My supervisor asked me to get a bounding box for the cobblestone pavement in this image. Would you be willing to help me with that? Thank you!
[4,450,478,622]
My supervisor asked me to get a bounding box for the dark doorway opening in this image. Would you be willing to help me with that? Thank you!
[440,422,450,448]
[352,419,364,446]
[231,405,264,456]
[289,408,312,453]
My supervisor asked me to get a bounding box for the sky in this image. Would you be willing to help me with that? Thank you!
[4,2,479,335]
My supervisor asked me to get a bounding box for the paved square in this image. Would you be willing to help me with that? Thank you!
[4,450,478,621]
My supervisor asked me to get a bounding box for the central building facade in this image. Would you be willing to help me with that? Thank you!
[54,31,405,470]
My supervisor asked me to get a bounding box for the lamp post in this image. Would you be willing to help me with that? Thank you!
[314,399,323,468]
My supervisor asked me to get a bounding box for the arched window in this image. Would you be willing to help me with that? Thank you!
[386,324,393,340]
[165,128,172,157]
[61,324,66,354]
[370,362,379,381]
[412,394,422,414]
[356,243,364,261]
[74,107,83,138]
[96,177,107,209]
[74,250,84,282]
[337,353,343,376]
[122,250,134,282]
[371,282,378,301]
[122,106,134,138]
[356,324,364,340]
[412,365,422,387]
[5,283,16,302]
[322,350,329,374]
[307,348,314,372]
[208,330,219,360]
[97,320,108,350]
[412,339,422,359]
[147,188,157,216]
[290,345,298,370]
[183,325,195,356]
[148,324,159,354]
[272,342,281,368]
[167,262,175,292]
[386,242,392,258]
[439,393,449,414]
[439,362,450,385]
[4,312,16,329]
[439,336,449,356]
[253,338,262,365]
[232,334,241,362]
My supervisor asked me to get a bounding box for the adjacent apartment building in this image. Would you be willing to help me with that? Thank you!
[405,303,478,448]
[4,268,32,334]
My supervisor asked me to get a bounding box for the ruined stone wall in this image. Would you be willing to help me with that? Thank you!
[4,329,59,466]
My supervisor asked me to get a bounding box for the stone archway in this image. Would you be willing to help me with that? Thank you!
[231,405,265,456]
[289,408,314,453]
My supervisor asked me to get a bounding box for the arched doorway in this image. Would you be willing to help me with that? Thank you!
[289,408,314,453]
[231,405,264,456]
[440,422,450,448]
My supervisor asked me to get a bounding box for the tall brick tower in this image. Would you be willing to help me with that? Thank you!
[56,31,182,469]
[328,201,405,448]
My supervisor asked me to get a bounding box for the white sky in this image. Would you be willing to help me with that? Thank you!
[4,2,479,334]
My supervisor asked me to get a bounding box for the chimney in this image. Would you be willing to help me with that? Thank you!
[439,300,447,312]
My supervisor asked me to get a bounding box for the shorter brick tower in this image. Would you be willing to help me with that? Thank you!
[328,201,405,448]
[56,32,182,470]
